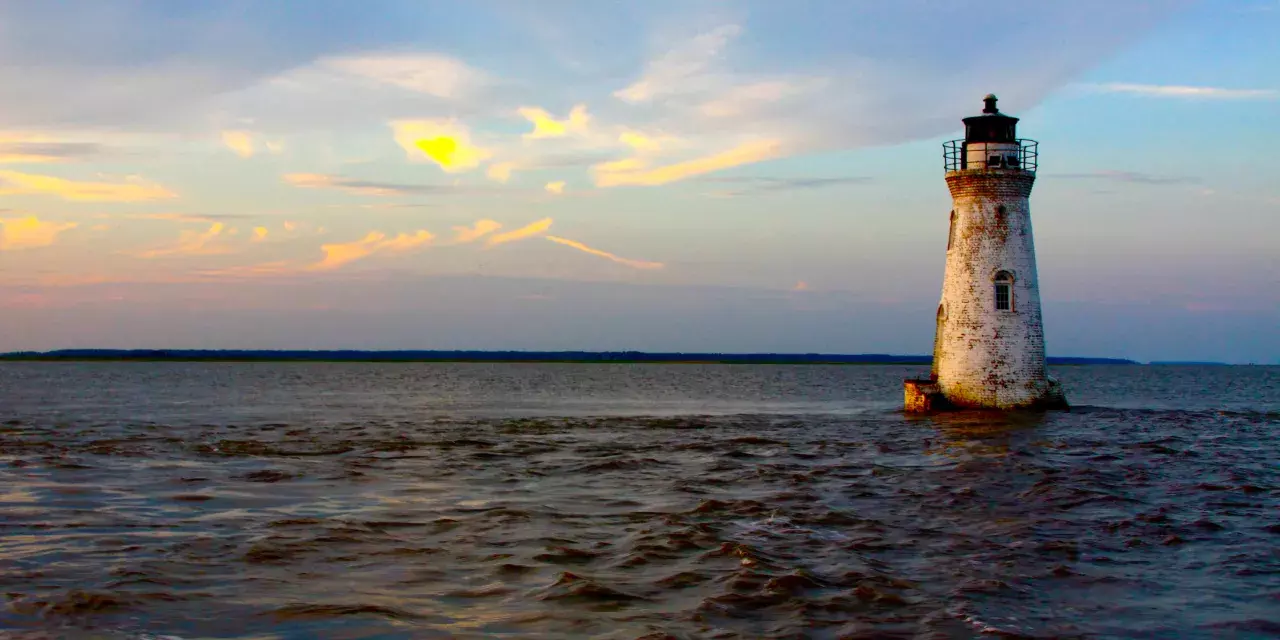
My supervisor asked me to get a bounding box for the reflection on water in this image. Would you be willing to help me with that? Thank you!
[0,363,1277,638]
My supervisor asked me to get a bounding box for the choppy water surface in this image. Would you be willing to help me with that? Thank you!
[1,363,1277,639]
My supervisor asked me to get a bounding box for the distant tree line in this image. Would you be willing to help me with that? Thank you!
[0,349,1139,365]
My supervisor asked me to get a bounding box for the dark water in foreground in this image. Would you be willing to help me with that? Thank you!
[0,364,1277,639]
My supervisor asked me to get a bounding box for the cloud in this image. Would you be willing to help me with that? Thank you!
[1049,170,1200,185]
[545,235,664,270]
[310,228,434,270]
[1085,83,1278,99]
[0,170,175,201]
[284,172,429,197]
[283,221,298,232]
[545,181,566,194]
[698,81,812,118]
[615,25,742,103]
[0,215,78,250]
[390,119,491,173]
[486,162,515,183]
[129,223,231,258]
[451,219,502,244]
[619,131,666,152]
[486,218,553,247]
[322,54,487,99]
[284,172,511,197]
[594,139,782,187]
[518,104,590,139]
[196,260,298,279]
[699,175,872,196]
[118,212,251,223]
[220,130,255,157]
[0,135,104,163]
[284,174,427,197]
[252,226,269,241]
[793,281,810,292]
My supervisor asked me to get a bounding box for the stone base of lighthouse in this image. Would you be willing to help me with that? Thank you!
[903,377,1068,413]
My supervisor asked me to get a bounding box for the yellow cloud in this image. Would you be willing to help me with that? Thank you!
[485,218,553,247]
[312,231,385,270]
[619,131,663,152]
[518,104,590,139]
[283,221,298,232]
[545,181,565,195]
[221,130,255,158]
[593,140,781,187]
[252,226,269,241]
[486,162,515,183]
[309,228,434,270]
[0,216,78,250]
[390,120,490,173]
[452,219,502,244]
[378,230,435,252]
[545,235,664,270]
[0,170,175,202]
[130,223,231,259]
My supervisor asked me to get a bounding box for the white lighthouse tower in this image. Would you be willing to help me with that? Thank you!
[905,94,1067,412]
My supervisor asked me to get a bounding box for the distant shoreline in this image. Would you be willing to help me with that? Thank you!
[0,349,1145,366]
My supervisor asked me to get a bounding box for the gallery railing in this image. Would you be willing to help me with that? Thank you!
[943,139,1038,173]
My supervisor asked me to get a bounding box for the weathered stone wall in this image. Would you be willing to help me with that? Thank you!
[933,169,1052,409]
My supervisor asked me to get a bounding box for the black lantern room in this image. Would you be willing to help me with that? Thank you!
[962,94,1018,144]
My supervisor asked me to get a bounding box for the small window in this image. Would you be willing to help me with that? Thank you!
[994,271,1014,311]
[946,211,956,250]
[987,155,1002,168]
[1006,154,1019,169]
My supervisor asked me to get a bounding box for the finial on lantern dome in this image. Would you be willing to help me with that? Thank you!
[982,94,999,114]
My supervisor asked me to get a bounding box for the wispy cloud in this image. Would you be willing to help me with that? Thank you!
[220,130,256,158]
[518,104,590,139]
[117,212,252,223]
[129,223,232,258]
[310,229,435,270]
[322,54,488,99]
[545,235,663,270]
[195,260,298,279]
[0,135,104,164]
[284,173,511,198]
[451,219,502,244]
[1049,170,1200,185]
[486,162,515,183]
[0,170,175,202]
[252,226,269,242]
[284,173,431,197]
[545,181,566,194]
[615,25,742,103]
[594,140,782,187]
[390,119,491,173]
[0,215,78,250]
[1085,83,1278,99]
[486,218,553,247]
[700,175,871,196]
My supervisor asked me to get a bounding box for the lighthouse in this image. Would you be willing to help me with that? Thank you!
[905,94,1067,412]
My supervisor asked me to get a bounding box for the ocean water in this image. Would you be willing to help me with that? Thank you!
[0,362,1276,639]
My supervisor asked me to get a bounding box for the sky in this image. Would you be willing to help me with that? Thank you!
[0,0,1276,363]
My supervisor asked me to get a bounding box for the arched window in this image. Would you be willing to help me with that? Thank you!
[994,271,1014,311]
[946,211,956,250]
